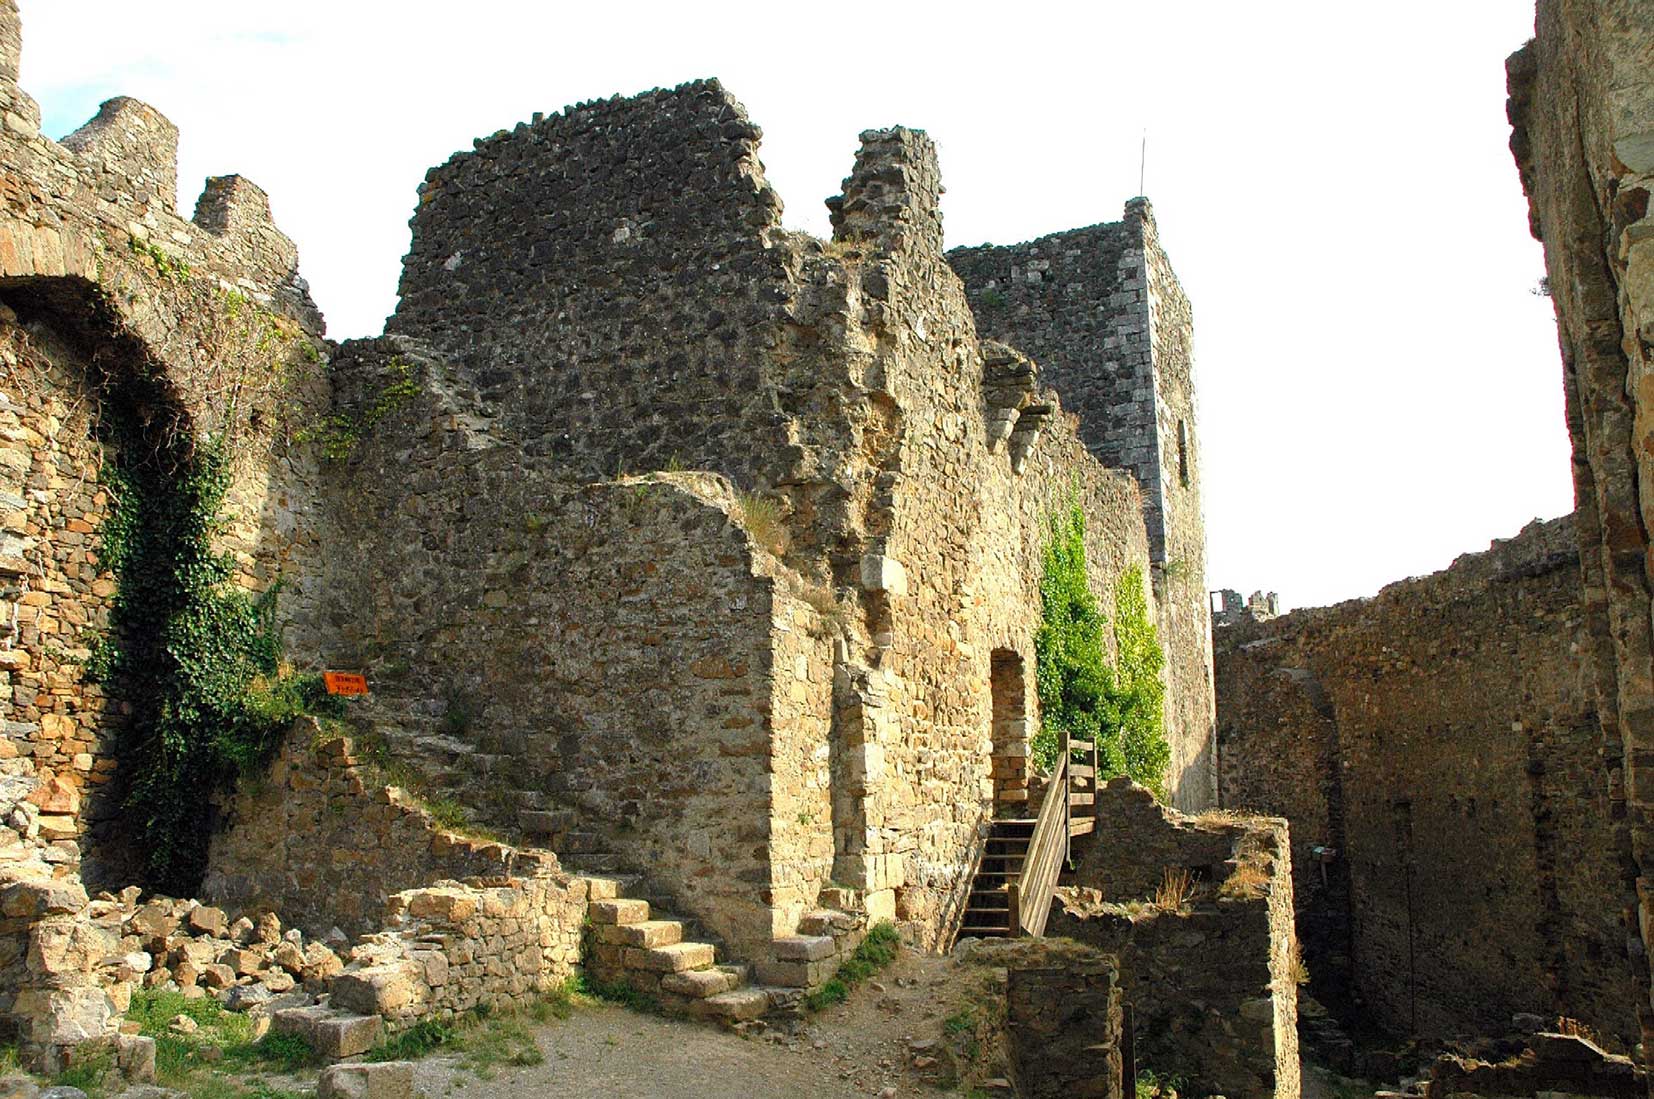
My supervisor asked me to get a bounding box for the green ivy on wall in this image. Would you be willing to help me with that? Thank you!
[94,429,339,894]
[1032,503,1170,798]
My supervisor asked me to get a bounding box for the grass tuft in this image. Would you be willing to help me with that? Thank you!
[804,920,900,1012]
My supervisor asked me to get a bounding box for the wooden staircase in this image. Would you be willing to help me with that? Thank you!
[957,733,1102,940]
[959,818,1035,937]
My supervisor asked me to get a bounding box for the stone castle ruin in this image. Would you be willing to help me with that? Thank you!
[0,1,1314,1093]
[3,0,1648,1095]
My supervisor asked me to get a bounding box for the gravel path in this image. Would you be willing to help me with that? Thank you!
[413,952,982,1099]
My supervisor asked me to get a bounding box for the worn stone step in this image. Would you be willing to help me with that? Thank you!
[628,941,715,973]
[590,898,650,925]
[600,919,683,949]
[798,908,861,936]
[271,1006,382,1061]
[659,967,741,999]
[773,935,836,962]
[692,987,770,1022]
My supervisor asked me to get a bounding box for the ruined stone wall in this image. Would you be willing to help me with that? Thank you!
[316,341,828,959]
[947,206,1215,811]
[1050,780,1299,1099]
[811,130,1155,940]
[388,80,801,484]
[1215,516,1640,1048]
[204,722,548,938]
[0,0,329,892]
[1507,0,1654,1061]
[330,873,589,1029]
[343,87,1169,962]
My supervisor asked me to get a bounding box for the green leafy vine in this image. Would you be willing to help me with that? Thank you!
[95,431,340,894]
[295,356,420,460]
[1032,502,1169,797]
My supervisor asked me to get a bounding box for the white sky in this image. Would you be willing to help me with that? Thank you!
[14,1,1568,611]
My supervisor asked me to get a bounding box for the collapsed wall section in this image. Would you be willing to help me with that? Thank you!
[1507,0,1654,1062]
[1048,780,1299,1099]
[948,206,1215,811]
[1214,516,1639,1047]
[390,79,800,484]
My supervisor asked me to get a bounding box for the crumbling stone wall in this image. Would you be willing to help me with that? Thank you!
[331,873,589,1028]
[1048,779,1298,1099]
[1507,0,1654,1062]
[325,82,1182,965]
[0,0,330,893]
[948,206,1216,812]
[1215,516,1640,1048]
[1004,941,1124,1099]
[205,722,548,938]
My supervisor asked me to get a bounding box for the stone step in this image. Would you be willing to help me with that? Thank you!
[598,919,683,949]
[590,898,650,925]
[271,1005,382,1061]
[628,941,715,973]
[659,967,742,999]
[691,987,770,1022]
[773,935,835,962]
[798,908,860,936]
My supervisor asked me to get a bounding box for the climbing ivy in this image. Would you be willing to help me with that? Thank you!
[1031,503,1170,798]
[94,429,339,894]
[295,356,420,461]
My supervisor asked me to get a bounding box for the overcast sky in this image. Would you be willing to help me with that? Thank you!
[14,1,1566,610]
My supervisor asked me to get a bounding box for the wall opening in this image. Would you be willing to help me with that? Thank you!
[990,648,1029,815]
[1176,419,1190,488]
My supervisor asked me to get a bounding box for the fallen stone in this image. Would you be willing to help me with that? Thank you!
[185,907,225,937]
[316,1061,415,1099]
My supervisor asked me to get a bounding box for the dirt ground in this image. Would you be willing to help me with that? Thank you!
[413,951,1006,1099]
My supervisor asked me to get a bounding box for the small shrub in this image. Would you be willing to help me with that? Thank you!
[1136,1068,1187,1099]
[1289,940,1310,986]
[439,688,478,737]
[1218,860,1270,901]
[54,1045,112,1092]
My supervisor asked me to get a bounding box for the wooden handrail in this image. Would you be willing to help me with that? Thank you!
[1007,749,1070,937]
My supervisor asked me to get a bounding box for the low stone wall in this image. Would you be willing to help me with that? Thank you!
[205,721,546,939]
[1005,941,1124,1099]
[330,873,588,1027]
[1049,780,1298,1099]
[1426,1032,1643,1099]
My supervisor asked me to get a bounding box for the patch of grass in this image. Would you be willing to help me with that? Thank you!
[572,973,662,1014]
[54,1045,112,1093]
[1153,868,1195,914]
[368,1017,457,1062]
[367,1000,557,1079]
[425,796,469,830]
[804,920,900,1012]
[126,987,314,1097]
[1218,860,1270,901]
[737,492,788,557]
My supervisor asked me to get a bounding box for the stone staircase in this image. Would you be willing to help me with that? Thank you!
[585,878,769,1024]
[958,817,1036,937]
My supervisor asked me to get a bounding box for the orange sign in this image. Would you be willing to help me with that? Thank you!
[323,671,369,697]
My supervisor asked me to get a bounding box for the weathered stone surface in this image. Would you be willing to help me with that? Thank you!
[316,1061,415,1099]
[1217,515,1640,1048]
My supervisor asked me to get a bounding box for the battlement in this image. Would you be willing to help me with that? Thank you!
[60,97,179,212]
[827,126,943,253]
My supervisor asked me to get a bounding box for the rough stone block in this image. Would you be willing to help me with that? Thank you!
[773,935,835,962]
[693,987,769,1022]
[317,1060,415,1099]
[859,554,908,596]
[589,898,648,925]
[630,942,713,973]
[659,968,736,998]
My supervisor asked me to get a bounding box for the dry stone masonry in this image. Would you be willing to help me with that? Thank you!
[0,0,1282,1082]
[1215,517,1639,1050]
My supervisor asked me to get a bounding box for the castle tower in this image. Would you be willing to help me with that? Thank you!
[948,200,1216,809]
